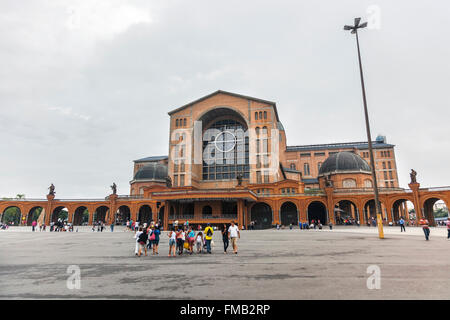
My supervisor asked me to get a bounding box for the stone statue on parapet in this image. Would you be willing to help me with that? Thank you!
[237,173,243,186]
[410,169,417,184]
[111,182,117,195]
[48,183,55,195]
[166,176,172,188]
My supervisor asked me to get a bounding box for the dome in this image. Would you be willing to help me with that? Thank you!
[318,151,371,176]
[133,163,168,181]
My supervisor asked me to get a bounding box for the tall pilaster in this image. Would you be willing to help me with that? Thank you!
[409,182,422,221]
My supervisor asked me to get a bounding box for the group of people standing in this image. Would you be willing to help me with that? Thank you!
[133,221,240,257]
[135,223,162,256]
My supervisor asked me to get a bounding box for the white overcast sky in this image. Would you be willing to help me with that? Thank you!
[1,0,449,198]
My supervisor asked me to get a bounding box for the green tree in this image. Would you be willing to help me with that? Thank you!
[434,207,449,218]
[31,207,43,221]
[82,209,89,224]
[2,207,21,225]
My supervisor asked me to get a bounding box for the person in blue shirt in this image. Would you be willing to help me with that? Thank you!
[151,225,161,255]
[399,217,406,232]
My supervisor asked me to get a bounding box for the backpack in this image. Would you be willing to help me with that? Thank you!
[206,228,212,237]
[138,232,147,243]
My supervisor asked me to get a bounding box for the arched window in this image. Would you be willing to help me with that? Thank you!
[262,126,268,136]
[342,179,357,188]
[263,111,267,119]
[259,111,262,120]
[364,179,373,188]
[183,118,187,126]
[175,119,179,127]
[304,163,310,176]
[202,118,249,180]
[255,127,260,136]
[255,112,258,120]
[180,161,185,172]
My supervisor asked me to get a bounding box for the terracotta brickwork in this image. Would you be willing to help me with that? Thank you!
[1,91,448,229]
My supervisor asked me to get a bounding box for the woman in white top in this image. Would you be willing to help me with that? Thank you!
[135,228,143,256]
[168,228,177,257]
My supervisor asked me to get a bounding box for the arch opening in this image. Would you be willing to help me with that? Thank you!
[27,206,43,226]
[1,206,22,226]
[334,200,358,225]
[138,205,152,225]
[115,205,130,225]
[280,201,298,226]
[391,199,415,225]
[251,203,272,229]
[73,206,89,226]
[363,200,386,225]
[423,198,448,226]
[51,206,68,223]
[307,201,327,225]
[93,206,109,224]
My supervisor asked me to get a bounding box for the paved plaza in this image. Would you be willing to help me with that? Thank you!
[1,226,449,299]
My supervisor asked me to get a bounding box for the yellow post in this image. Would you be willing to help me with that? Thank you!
[376,213,384,239]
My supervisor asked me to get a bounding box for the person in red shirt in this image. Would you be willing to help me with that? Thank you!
[419,218,430,240]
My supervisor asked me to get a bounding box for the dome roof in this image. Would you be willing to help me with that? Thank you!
[318,151,371,176]
[133,163,168,181]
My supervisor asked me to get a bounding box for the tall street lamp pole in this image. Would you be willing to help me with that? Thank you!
[344,17,384,239]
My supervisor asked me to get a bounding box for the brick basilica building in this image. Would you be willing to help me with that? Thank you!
[1,90,449,229]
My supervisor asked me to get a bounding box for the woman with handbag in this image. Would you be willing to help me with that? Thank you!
[186,227,195,255]
[148,227,155,252]
[151,225,160,255]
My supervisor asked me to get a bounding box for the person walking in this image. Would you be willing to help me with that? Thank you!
[221,224,229,254]
[110,223,114,232]
[135,227,143,256]
[228,221,240,254]
[137,227,148,257]
[168,227,177,257]
[419,218,430,241]
[32,220,37,232]
[399,217,406,232]
[204,223,214,254]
